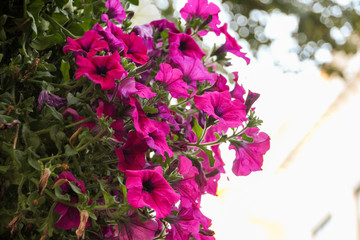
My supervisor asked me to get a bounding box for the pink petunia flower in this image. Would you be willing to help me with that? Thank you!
[75,51,127,90]
[194,91,247,128]
[168,33,206,60]
[230,128,270,176]
[230,72,246,102]
[215,24,250,64]
[165,206,200,240]
[155,63,189,99]
[150,19,180,33]
[115,131,148,172]
[115,77,156,99]
[145,120,174,159]
[63,30,109,57]
[96,100,125,139]
[53,172,90,230]
[120,32,150,65]
[93,22,125,52]
[125,167,180,219]
[101,0,126,23]
[173,155,200,207]
[180,0,221,36]
[172,55,215,89]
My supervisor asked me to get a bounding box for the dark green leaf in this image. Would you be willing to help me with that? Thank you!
[69,181,83,195]
[44,105,63,121]
[0,165,10,173]
[126,0,139,6]
[30,33,63,51]
[28,158,42,170]
[143,105,158,114]
[64,144,77,157]
[54,186,70,201]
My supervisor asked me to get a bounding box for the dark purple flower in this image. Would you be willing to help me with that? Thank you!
[101,0,126,23]
[150,19,180,33]
[53,172,90,230]
[38,90,67,111]
[245,90,260,113]
[115,131,148,172]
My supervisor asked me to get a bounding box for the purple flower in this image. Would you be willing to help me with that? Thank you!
[53,172,90,230]
[63,30,109,57]
[180,0,221,36]
[230,128,270,176]
[125,167,180,219]
[145,120,174,159]
[115,131,148,172]
[216,24,250,64]
[155,102,179,131]
[172,55,215,89]
[37,90,67,111]
[194,91,247,128]
[168,33,206,60]
[245,90,260,113]
[155,63,189,99]
[101,0,126,23]
[75,51,127,90]
[150,19,179,33]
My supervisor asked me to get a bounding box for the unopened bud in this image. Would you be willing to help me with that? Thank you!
[6,212,23,234]
[38,168,51,195]
[33,199,39,205]
[76,210,89,240]
[165,159,180,175]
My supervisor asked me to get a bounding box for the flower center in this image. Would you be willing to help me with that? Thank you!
[96,66,108,77]
[142,180,155,193]
[179,41,187,52]
[214,106,223,117]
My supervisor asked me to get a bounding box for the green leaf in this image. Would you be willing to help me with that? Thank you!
[43,105,63,122]
[69,181,83,195]
[67,93,79,106]
[64,144,77,157]
[60,60,70,82]
[126,0,139,6]
[54,186,70,201]
[98,180,115,206]
[240,133,254,143]
[143,105,158,114]
[28,158,42,170]
[87,210,97,220]
[0,165,10,173]
[192,117,203,142]
[30,33,63,51]
[200,147,215,167]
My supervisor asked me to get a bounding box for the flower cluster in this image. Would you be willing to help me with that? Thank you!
[1,0,270,239]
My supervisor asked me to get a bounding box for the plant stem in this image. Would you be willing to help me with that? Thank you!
[42,14,78,39]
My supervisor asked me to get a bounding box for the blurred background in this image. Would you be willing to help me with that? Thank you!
[136,0,360,239]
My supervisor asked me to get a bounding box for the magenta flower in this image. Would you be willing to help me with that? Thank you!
[173,155,200,207]
[155,102,180,131]
[216,24,250,64]
[230,72,246,102]
[145,120,174,159]
[194,91,247,128]
[37,90,67,111]
[150,19,179,33]
[166,206,200,240]
[75,51,127,90]
[180,0,221,36]
[208,74,230,92]
[101,0,126,23]
[155,63,188,99]
[53,172,90,230]
[172,56,215,89]
[63,30,109,57]
[245,90,260,113]
[62,108,96,130]
[96,100,125,139]
[94,22,125,52]
[120,32,149,65]
[114,77,156,99]
[230,128,270,176]
[125,167,180,219]
[129,96,154,136]
[168,33,206,60]
[115,131,148,172]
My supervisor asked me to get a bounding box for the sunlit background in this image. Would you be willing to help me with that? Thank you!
[132,0,360,239]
